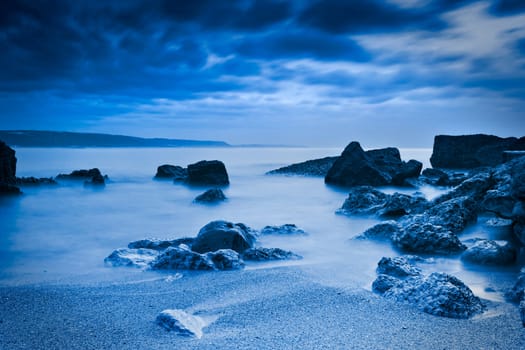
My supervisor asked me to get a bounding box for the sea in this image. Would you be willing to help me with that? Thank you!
[0,147,520,302]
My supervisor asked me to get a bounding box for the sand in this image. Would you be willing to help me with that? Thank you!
[1,266,524,349]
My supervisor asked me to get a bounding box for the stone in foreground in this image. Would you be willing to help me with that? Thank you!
[156,309,206,338]
[191,220,256,254]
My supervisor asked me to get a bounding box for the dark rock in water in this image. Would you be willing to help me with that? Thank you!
[57,168,108,185]
[325,142,422,187]
[506,268,525,302]
[375,271,484,319]
[430,134,525,169]
[260,224,307,236]
[85,173,106,186]
[104,248,159,268]
[127,237,194,251]
[194,188,226,203]
[0,141,20,194]
[15,177,57,186]
[150,245,215,270]
[266,156,338,176]
[378,192,428,218]
[242,247,302,261]
[426,196,478,233]
[421,168,467,187]
[461,239,516,265]
[338,186,388,215]
[207,249,245,270]
[355,221,401,240]
[191,220,256,254]
[376,256,422,277]
[155,164,188,180]
[186,160,229,186]
[482,189,515,219]
[434,172,494,204]
[393,215,466,255]
[156,309,206,338]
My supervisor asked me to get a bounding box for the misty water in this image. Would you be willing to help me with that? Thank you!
[0,147,520,303]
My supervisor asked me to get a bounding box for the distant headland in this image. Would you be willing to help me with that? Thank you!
[0,130,230,148]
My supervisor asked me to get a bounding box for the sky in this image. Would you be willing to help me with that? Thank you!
[1,0,524,147]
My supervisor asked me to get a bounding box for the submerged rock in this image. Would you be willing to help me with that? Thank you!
[260,224,307,236]
[430,134,525,169]
[187,160,229,186]
[242,247,302,261]
[266,156,338,176]
[461,239,517,265]
[191,220,256,254]
[155,164,188,180]
[104,248,159,268]
[194,188,226,203]
[127,237,194,251]
[156,309,206,338]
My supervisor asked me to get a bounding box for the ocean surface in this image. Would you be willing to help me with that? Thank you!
[0,147,520,301]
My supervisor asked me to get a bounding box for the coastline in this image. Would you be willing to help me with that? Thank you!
[1,266,523,349]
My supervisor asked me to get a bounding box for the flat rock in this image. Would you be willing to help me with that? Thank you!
[338,186,388,215]
[104,248,159,268]
[156,309,206,338]
[15,177,57,186]
[191,220,256,254]
[461,239,517,265]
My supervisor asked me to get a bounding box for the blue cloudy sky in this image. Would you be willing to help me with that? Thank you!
[1,0,524,147]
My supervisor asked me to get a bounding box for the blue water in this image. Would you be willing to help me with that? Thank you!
[0,147,519,301]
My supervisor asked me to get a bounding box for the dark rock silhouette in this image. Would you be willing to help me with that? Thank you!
[150,245,243,271]
[155,164,188,180]
[461,239,516,265]
[325,142,422,187]
[260,224,307,235]
[266,156,337,176]
[15,177,57,186]
[127,237,194,251]
[0,141,21,194]
[194,188,226,203]
[187,160,229,186]
[191,220,256,254]
[56,168,108,186]
[430,134,525,169]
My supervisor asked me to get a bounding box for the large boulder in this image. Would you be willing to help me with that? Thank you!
[461,239,517,265]
[186,160,229,186]
[325,142,422,187]
[191,220,256,254]
[266,156,338,176]
[430,134,525,169]
[155,164,188,180]
[194,188,226,203]
[0,141,20,194]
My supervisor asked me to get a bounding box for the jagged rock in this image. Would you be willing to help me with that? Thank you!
[421,168,467,187]
[266,156,338,176]
[194,188,226,203]
[374,271,484,319]
[434,172,494,204]
[0,141,20,194]
[242,247,302,261]
[104,248,158,268]
[207,249,245,270]
[338,186,388,215]
[426,196,478,233]
[155,164,188,180]
[127,237,194,251]
[461,239,517,265]
[156,309,206,338]
[15,177,57,186]
[482,189,515,219]
[260,224,307,236]
[506,268,525,302]
[430,134,525,169]
[378,192,428,218]
[150,245,216,270]
[57,168,108,185]
[324,142,422,187]
[393,215,466,255]
[355,221,401,240]
[376,256,422,277]
[191,220,256,254]
[186,160,229,186]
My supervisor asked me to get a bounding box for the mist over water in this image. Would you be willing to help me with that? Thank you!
[0,147,519,301]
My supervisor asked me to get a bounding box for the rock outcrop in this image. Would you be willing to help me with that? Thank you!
[325,142,422,187]
[155,164,188,180]
[56,168,107,185]
[266,156,338,176]
[194,188,226,203]
[430,134,525,169]
[191,220,256,254]
[461,239,516,265]
[0,141,21,194]
[187,160,229,186]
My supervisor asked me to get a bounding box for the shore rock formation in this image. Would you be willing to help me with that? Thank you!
[155,164,188,180]
[56,168,107,186]
[187,160,229,186]
[266,156,337,176]
[0,141,21,194]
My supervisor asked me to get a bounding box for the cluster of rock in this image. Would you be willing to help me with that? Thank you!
[372,256,485,318]
[56,168,107,186]
[105,220,303,271]
[155,160,229,186]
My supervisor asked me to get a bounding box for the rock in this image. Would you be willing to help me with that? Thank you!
[186,160,229,186]
[191,220,256,254]
[434,172,494,204]
[504,151,525,162]
[15,177,57,186]
[426,196,478,233]
[393,215,466,255]
[155,164,188,180]
[127,237,194,251]
[338,186,388,215]
[421,168,467,187]
[266,156,338,176]
[104,248,159,268]
[511,157,525,200]
[260,224,307,236]
[194,188,226,203]
[482,189,515,219]
[376,256,422,277]
[0,141,20,194]
[325,142,422,187]
[242,247,302,261]
[506,268,525,302]
[461,239,517,265]
[85,173,106,186]
[376,272,484,318]
[378,192,428,218]
[156,309,206,338]
[513,201,525,245]
[430,134,525,169]
[150,245,215,270]
[355,221,401,240]
[207,249,245,270]
[56,168,108,185]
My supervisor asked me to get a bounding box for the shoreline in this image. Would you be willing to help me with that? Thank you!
[1,266,523,349]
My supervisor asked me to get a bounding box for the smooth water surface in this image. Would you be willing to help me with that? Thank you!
[0,147,519,301]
